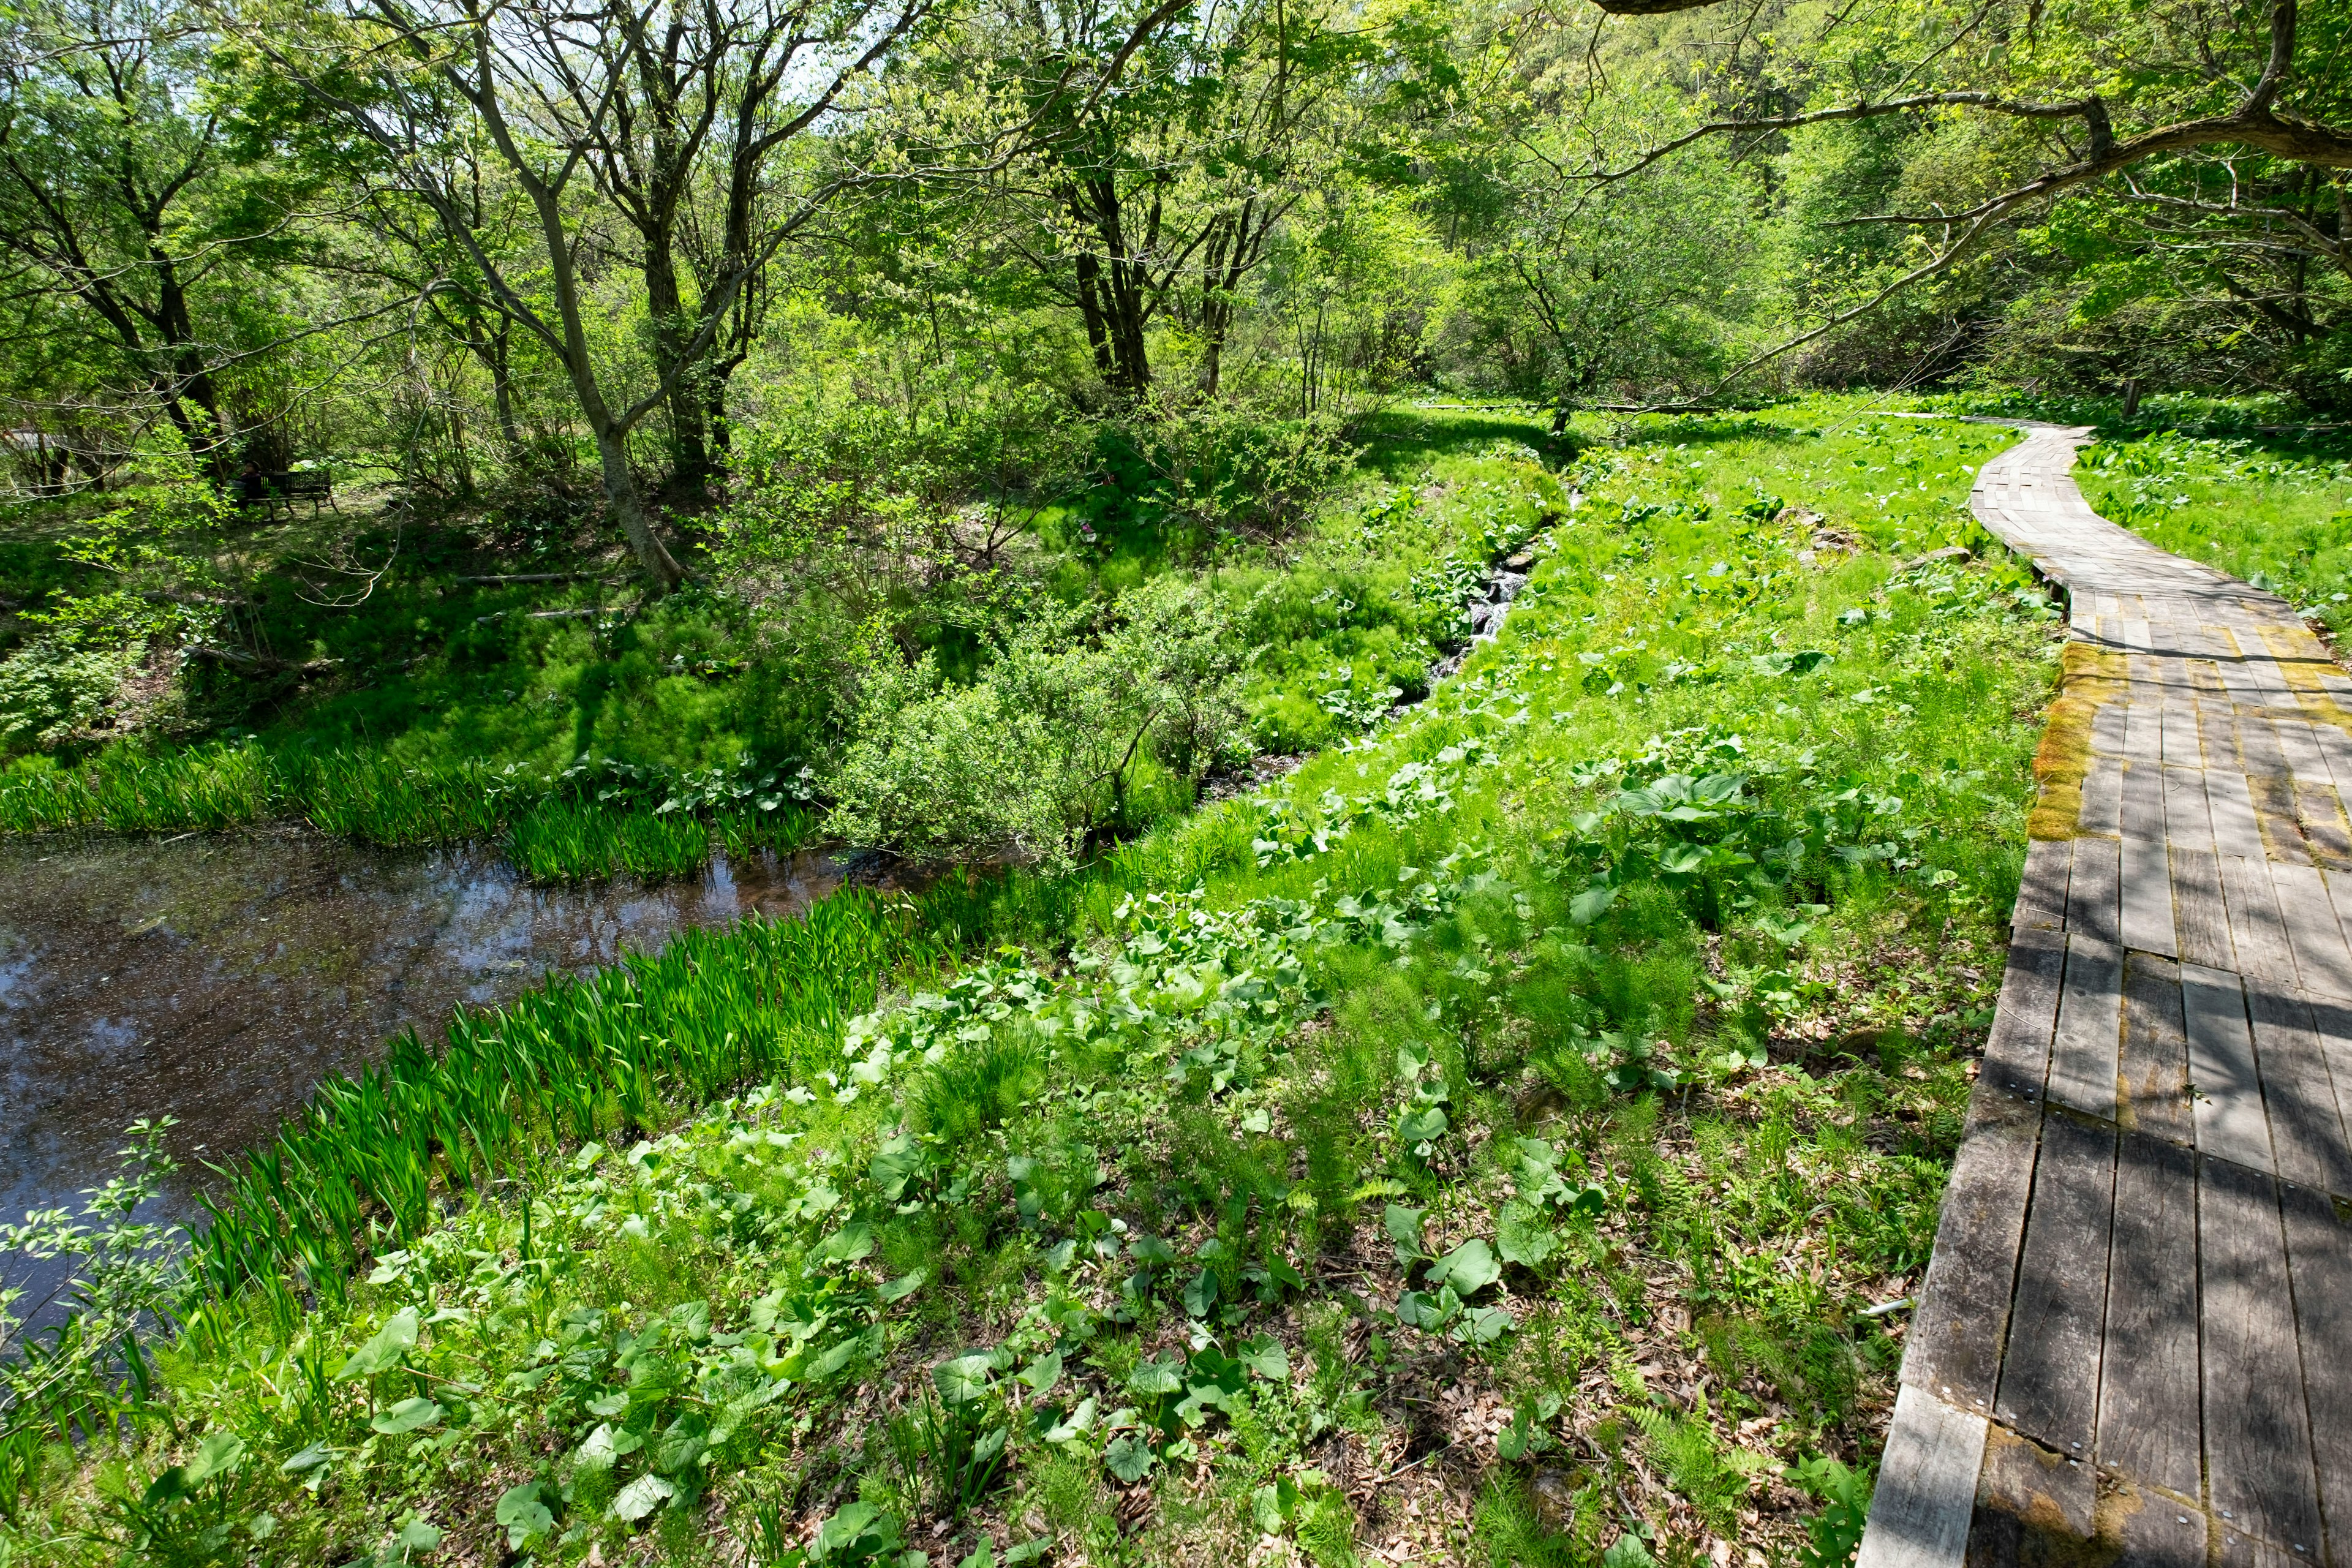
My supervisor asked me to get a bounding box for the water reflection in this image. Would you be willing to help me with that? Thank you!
[0,829,858,1316]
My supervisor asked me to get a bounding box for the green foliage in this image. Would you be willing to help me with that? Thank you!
[1789,1454,1874,1568]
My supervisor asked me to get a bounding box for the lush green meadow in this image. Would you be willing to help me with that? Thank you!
[0,402,2068,1568]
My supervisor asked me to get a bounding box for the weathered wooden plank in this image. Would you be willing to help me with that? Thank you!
[2013,839,2073,934]
[1984,928,2066,1095]
[2182,962,2274,1174]
[2078,758,2124,839]
[2107,1484,2209,1568]
[2307,716,2352,796]
[2120,760,2166,844]
[1996,1111,2117,1457]
[2204,770,2268,860]
[2169,848,2236,972]
[2270,861,2352,1000]
[2161,700,2203,769]
[2245,987,2352,1197]
[2162,764,2215,858]
[1856,1384,1989,1568]
[2291,780,2352,870]
[2248,773,2315,866]
[2051,937,2125,1120]
[1969,1426,2097,1559]
[2200,1155,2324,1559]
[2096,1131,2200,1497]
[2239,714,2293,781]
[2090,700,2130,757]
[2218,854,2300,987]
[2121,836,2178,959]
[2277,1181,2352,1554]
[2273,716,2334,786]
[2300,987,2352,1199]
[2126,703,2165,765]
[2067,838,2122,949]
[1903,1086,2041,1414]
[2119,955,2193,1142]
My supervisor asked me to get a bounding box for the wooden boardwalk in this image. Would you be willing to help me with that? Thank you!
[1856,423,2352,1568]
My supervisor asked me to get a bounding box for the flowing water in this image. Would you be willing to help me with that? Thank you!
[0,831,872,1320]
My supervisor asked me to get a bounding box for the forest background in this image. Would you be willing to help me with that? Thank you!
[0,0,2346,865]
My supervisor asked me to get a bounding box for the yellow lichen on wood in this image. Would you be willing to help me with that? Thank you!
[2028,640,2130,840]
[2254,624,2352,737]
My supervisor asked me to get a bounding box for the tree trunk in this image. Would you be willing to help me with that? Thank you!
[644,243,710,491]
[593,426,686,589]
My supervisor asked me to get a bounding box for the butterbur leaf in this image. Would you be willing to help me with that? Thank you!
[1397,1105,1449,1144]
[612,1473,674,1521]
[1495,1201,1558,1267]
[880,1268,927,1303]
[1569,884,1618,924]
[496,1481,554,1548]
[396,1517,442,1551]
[1042,1396,1097,1442]
[1104,1434,1156,1483]
[336,1307,418,1380]
[370,1397,442,1435]
[1182,1267,1218,1317]
[1394,1289,1455,1330]
[1425,1238,1501,1295]
[1454,1305,1515,1344]
[1128,1234,1177,1267]
[1602,1536,1656,1568]
[1267,1253,1306,1291]
[1238,1336,1289,1382]
[1017,1350,1063,1395]
[1383,1204,1427,1260]
[183,1432,246,1487]
[279,1442,338,1475]
[933,1351,1001,1406]
[813,1219,875,1265]
[1128,1354,1185,1398]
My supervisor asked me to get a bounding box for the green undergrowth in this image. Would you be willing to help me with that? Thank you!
[2071,429,2352,632]
[1,402,2065,1567]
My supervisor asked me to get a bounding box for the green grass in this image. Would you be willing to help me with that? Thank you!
[2073,429,2352,628]
[2,396,2074,1567]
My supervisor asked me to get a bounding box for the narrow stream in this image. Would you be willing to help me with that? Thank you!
[0,832,874,1320]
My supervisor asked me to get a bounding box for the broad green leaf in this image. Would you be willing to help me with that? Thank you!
[1182,1267,1218,1317]
[612,1473,674,1521]
[1496,1200,1558,1267]
[1238,1336,1289,1381]
[1426,1238,1501,1295]
[370,1396,443,1435]
[1017,1349,1063,1395]
[496,1480,554,1546]
[1127,1354,1185,1398]
[933,1351,1001,1406]
[183,1431,246,1487]
[1104,1433,1156,1484]
[1383,1204,1427,1259]
[335,1307,419,1380]
[1042,1396,1097,1442]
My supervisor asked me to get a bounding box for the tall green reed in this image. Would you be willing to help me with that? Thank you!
[186,889,957,1308]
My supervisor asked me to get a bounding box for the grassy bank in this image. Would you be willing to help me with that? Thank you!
[2071,428,2352,631]
[2,401,2061,1567]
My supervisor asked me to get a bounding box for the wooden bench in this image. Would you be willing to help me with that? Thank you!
[249,469,336,519]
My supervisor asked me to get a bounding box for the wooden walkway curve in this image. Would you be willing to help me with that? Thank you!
[1857,422,2352,1568]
